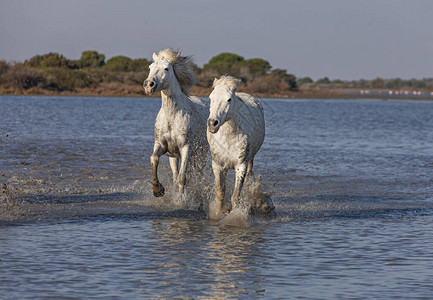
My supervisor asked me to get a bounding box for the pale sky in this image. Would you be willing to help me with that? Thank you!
[1,0,432,80]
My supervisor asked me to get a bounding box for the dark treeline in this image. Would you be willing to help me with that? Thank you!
[0,50,432,96]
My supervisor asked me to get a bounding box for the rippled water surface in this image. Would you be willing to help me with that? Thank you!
[1,96,433,299]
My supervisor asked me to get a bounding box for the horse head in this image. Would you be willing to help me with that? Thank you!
[143,54,173,95]
[207,75,242,133]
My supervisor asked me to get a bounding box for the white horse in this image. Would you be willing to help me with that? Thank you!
[207,75,270,218]
[143,48,208,197]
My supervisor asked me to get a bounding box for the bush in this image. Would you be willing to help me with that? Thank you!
[1,64,46,89]
[26,53,70,68]
[43,68,94,91]
[0,60,9,73]
[316,77,331,84]
[270,69,298,91]
[298,77,313,85]
[79,51,105,68]
[195,69,219,88]
[203,53,244,75]
[242,58,271,76]
[105,56,132,72]
[130,58,151,72]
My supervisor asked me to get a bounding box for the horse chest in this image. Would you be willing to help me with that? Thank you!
[155,112,191,157]
[208,128,248,169]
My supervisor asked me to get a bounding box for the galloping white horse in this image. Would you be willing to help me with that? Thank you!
[143,48,208,197]
[207,75,267,218]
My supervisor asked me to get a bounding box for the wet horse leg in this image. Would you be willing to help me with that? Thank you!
[231,162,247,209]
[177,145,190,193]
[212,161,227,216]
[169,157,179,187]
[150,144,166,197]
[246,158,255,184]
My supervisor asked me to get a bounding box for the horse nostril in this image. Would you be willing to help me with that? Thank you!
[213,120,219,127]
[149,81,155,87]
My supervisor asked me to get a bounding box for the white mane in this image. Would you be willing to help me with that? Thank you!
[212,75,242,91]
[154,48,195,95]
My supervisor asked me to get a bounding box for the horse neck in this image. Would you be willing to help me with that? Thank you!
[160,75,190,114]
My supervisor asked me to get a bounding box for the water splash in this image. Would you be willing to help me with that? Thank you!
[217,205,254,228]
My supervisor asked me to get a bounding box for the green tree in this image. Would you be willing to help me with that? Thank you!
[297,77,313,85]
[370,77,384,88]
[270,69,298,91]
[204,53,244,75]
[242,58,271,76]
[105,56,132,72]
[27,53,69,68]
[316,77,330,84]
[79,50,105,68]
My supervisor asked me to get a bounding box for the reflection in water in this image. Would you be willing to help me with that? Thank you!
[146,219,268,298]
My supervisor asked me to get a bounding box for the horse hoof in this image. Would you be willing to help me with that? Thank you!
[153,183,165,197]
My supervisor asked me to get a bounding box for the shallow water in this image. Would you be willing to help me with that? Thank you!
[1,96,433,299]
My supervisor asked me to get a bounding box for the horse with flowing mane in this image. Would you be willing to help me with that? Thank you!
[143,48,208,197]
[207,75,273,219]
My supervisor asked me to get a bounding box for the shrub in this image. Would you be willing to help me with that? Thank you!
[203,53,244,75]
[0,60,10,77]
[43,68,93,91]
[130,58,151,72]
[298,77,313,85]
[1,64,46,89]
[27,53,69,68]
[79,50,105,68]
[242,58,271,76]
[316,77,331,84]
[105,56,132,72]
[270,69,298,91]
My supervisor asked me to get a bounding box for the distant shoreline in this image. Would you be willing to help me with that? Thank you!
[1,85,433,100]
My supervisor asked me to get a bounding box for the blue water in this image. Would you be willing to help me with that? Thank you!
[1,96,433,299]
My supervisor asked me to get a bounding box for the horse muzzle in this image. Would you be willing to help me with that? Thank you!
[207,118,220,134]
[143,80,157,95]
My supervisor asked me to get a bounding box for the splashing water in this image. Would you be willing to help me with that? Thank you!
[217,205,254,228]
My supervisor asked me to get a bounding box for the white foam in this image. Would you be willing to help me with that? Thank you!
[217,205,254,228]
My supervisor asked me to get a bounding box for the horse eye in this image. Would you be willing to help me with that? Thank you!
[164,67,169,71]
[228,98,232,102]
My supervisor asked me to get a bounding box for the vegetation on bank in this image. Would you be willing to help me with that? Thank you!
[0,50,432,97]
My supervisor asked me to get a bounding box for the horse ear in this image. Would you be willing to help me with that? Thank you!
[152,52,158,61]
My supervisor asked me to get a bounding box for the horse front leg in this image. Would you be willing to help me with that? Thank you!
[169,157,179,187]
[231,162,247,210]
[177,145,190,193]
[150,144,166,197]
[245,158,255,185]
[246,159,254,177]
[212,160,227,217]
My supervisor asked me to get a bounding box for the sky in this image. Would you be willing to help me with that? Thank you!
[1,0,432,80]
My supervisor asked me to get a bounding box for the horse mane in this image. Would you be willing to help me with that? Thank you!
[212,75,242,91]
[155,48,195,95]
